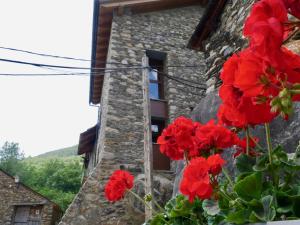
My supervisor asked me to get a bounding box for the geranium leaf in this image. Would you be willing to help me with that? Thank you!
[236,154,255,173]
[202,199,220,216]
[226,209,250,224]
[234,172,262,201]
[292,196,300,217]
[261,195,276,221]
[149,213,166,225]
[253,154,269,172]
[277,205,293,213]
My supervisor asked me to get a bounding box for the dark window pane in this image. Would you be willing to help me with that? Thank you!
[151,119,165,143]
[149,83,159,99]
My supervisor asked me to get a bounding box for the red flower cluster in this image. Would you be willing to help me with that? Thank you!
[195,120,239,152]
[158,117,238,160]
[219,0,300,127]
[104,170,134,202]
[157,116,200,160]
[180,155,225,202]
[284,0,300,19]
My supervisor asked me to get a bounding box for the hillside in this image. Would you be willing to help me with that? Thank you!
[24,145,80,164]
[34,145,78,158]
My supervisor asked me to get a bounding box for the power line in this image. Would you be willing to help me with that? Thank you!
[0,46,87,62]
[154,71,206,90]
[0,46,205,68]
[0,57,148,71]
[151,69,206,87]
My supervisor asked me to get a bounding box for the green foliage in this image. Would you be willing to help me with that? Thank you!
[145,195,207,225]
[0,143,82,212]
[146,142,300,225]
[0,142,24,175]
[207,145,300,224]
[19,159,83,211]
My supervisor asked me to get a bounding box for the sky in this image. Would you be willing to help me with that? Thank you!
[0,0,98,156]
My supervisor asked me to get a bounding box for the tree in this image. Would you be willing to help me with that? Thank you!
[0,141,24,175]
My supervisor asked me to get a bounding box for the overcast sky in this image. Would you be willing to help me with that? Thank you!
[0,0,98,156]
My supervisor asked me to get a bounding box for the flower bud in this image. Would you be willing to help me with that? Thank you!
[279,88,289,98]
[144,194,152,202]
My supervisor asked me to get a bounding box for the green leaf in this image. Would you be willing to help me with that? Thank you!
[202,199,220,216]
[149,213,166,225]
[234,172,262,201]
[236,154,255,173]
[277,205,293,213]
[272,145,288,166]
[253,154,269,172]
[226,209,250,224]
[261,195,276,221]
[292,196,300,217]
[249,211,260,223]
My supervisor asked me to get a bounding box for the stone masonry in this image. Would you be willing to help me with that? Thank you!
[59,5,207,225]
[203,0,255,91]
[0,169,61,225]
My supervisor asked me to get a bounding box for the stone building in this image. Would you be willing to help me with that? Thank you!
[60,0,208,225]
[60,0,300,224]
[0,169,62,225]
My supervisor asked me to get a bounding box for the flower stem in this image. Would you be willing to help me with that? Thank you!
[222,168,234,189]
[250,136,264,151]
[127,189,157,214]
[152,199,165,213]
[264,123,273,166]
[184,151,189,165]
[245,127,250,155]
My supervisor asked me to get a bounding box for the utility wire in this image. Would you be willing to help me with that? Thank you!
[151,69,206,87]
[0,46,89,62]
[0,57,148,71]
[0,68,206,90]
[155,71,206,90]
[0,46,205,68]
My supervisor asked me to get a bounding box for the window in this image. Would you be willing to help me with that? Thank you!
[147,50,166,100]
[151,119,165,143]
[151,119,170,170]
[14,206,43,225]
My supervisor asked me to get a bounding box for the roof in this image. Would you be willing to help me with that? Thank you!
[187,0,228,50]
[77,124,98,155]
[0,168,62,211]
[89,0,206,104]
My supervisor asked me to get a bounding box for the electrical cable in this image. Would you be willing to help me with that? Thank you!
[0,57,148,71]
[154,71,206,90]
[151,68,206,87]
[0,46,205,68]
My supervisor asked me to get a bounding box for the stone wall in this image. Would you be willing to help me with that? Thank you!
[59,5,206,225]
[0,170,59,225]
[203,0,255,90]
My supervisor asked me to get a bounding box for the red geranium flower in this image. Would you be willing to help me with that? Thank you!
[244,0,288,58]
[157,116,201,160]
[283,0,300,19]
[180,157,213,202]
[104,170,134,202]
[207,154,226,176]
[234,137,260,158]
[218,51,278,127]
[195,120,239,152]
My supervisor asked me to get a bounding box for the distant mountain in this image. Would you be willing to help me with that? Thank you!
[25,145,80,164]
[34,145,78,158]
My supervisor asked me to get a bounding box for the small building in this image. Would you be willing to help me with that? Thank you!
[0,169,62,225]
